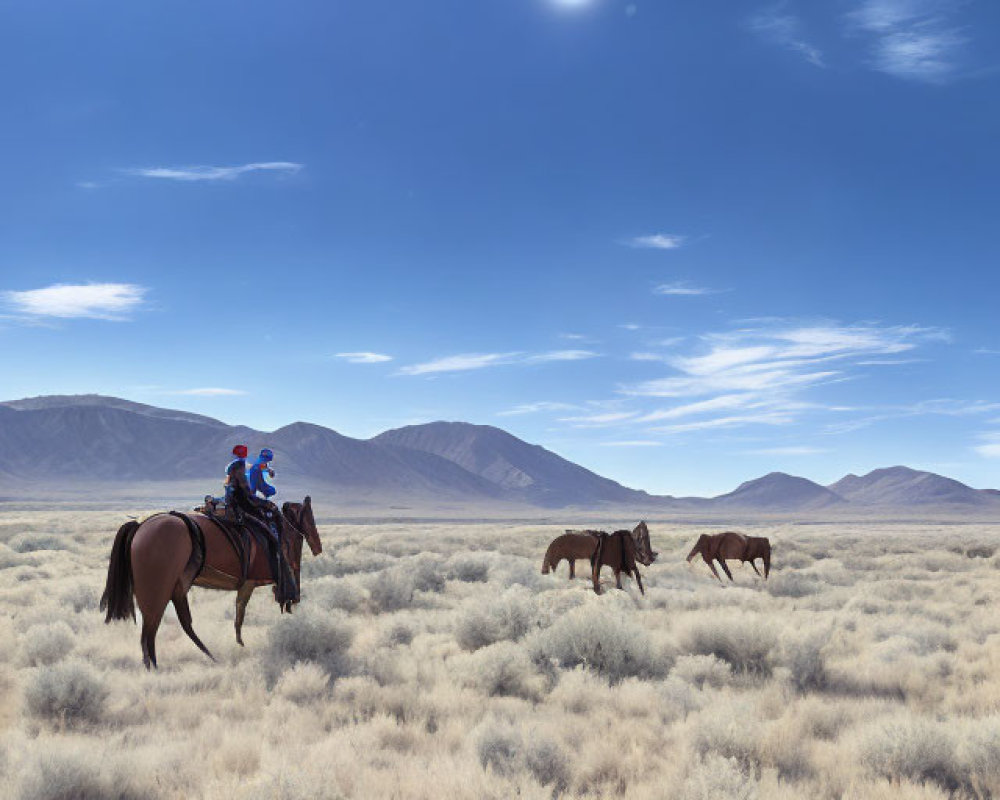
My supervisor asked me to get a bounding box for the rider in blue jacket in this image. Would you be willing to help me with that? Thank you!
[248,449,276,500]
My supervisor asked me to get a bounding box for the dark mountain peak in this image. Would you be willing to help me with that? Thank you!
[3,394,226,427]
[717,471,845,510]
[829,465,987,506]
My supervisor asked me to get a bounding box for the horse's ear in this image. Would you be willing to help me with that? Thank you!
[304,495,312,507]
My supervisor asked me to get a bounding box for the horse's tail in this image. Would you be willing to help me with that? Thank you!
[686,534,708,563]
[100,520,139,623]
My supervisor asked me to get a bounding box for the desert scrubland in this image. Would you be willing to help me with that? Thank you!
[2,509,1000,799]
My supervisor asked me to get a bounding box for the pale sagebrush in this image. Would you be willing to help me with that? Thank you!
[310,576,365,613]
[9,533,68,553]
[445,552,492,583]
[677,754,758,800]
[782,632,828,693]
[671,653,733,689]
[274,662,332,704]
[523,733,571,793]
[18,745,157,800]
[263,609,354,684]
[682,614,777,677]
[22,622,75,667]
[24,660,108,726]
[464,641,546,701]
[857,718,962,792]
[366,567,415,613]
[474,717,523,776]
[528,604,667,683]
[455,587,538,651]
[408,553,447,594]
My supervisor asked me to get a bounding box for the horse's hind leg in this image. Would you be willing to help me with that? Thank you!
[172,586,215,662]
[749,559,763,578]
[234,583,255,646]
[717,558,735,582]
[140,613,162,670]
[634,571,645,596]
[568,560,575,579]
[614,568,623,590]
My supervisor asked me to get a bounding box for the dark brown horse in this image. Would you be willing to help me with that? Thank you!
[591,522,657,595]
[101,497,323,668]
[686,531,770,583]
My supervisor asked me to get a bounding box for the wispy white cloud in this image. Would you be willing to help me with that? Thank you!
[848,0,968,83]
[749,5,825,67]
[652,411,795,433]
[125,161,303,182]
[335,352,393,364]
[625,323,941,400]
[599,440,664,447]
[172,387,247,396]
[2,282,147,320]
[399,352,521,375]
[630,352,664,362]
[654,281,721,296]
[399,350,598,375]
[974,432,1000,459]
[559,411,640,427]
[526,350,599,363]
[626,234,686,250]
[498,401,581,417]
[746,445,829,455]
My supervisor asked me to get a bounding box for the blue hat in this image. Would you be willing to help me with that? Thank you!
[259,448,274,462]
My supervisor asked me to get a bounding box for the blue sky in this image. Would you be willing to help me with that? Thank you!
[1,0,998,496]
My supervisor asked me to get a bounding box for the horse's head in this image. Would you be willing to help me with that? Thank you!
[282,496,323,557]
[631,521,657,566]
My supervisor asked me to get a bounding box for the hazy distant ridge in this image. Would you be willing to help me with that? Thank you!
[1,395,997,512]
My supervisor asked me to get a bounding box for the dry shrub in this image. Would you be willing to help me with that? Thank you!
[58,582,99,614]
[366,567,414,613]
[311,576,364,613]
[524,733,571,793]
[24,660,108,727]
[18,744,158,800]
[529,605,666,683]
[465,641,545,700]
[9,533,68,553]
[682,615,776,677]
[23,622,75,667]
[446,553,492,583]
[677,754,758,800]
[548,667,603,714]
[408,553,446,593]
[0,543,26,569]
[767,572,819,598]
[782,632,829,693]
[671,654,733,689]
[305,548,393,579]
[379,619,415,647]
[856,718,961,793]
[274,662,332,704]
[474,717,523,776]
[960,717,1000,797]
[263,609,354,684]
[455,587,537,651]
[658,675,707,722]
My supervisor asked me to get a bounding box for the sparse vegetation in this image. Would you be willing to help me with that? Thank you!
[2,512,1000,798]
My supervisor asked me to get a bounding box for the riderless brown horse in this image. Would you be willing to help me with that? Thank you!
[541,531,601,578]
[101,497,322,669]
[686,531,770,583]
[591,523,657,595]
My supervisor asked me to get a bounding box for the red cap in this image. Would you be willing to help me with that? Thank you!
[232,445,248,459]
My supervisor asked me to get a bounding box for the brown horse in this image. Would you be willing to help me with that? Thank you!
[101,497,323,668]
[541,531,601,578]
[591,522,657,595]
[686,531,771,583]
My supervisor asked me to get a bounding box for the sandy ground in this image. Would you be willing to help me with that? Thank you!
[2,509,1000,799]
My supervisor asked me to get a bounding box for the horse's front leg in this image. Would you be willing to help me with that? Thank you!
[614,568,623,590]
[569,559,575,579]
[235,583,256,646]
[749,559,763,578]
[634,570,645,596]
[702,553,723,582]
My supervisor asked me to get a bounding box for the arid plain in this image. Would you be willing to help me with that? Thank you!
[2,508,1000,799]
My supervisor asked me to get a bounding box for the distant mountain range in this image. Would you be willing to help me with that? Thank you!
[1,394,998,514]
